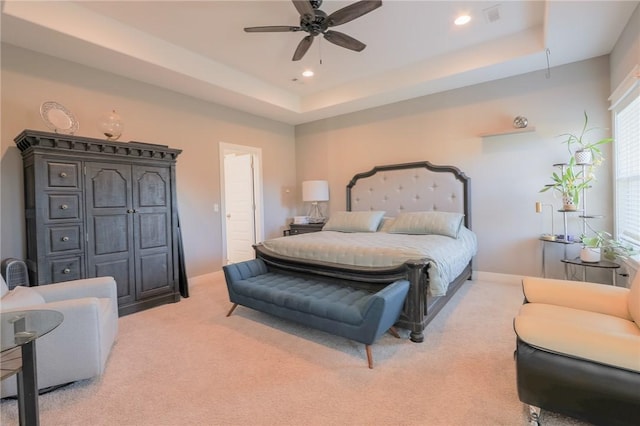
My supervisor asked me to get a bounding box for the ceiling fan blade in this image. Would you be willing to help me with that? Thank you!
[327,0,382,27]
[244,26,301,33]
[323,30,366,52]
[292,35,314,61]
[292,0,314,19]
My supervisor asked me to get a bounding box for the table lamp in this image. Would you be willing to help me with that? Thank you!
[535,201,556,241]
[302,180,329,224]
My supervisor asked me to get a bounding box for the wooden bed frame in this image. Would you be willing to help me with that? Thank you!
[254,161,472,343]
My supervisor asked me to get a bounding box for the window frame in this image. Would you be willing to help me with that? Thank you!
[610,65,640,272]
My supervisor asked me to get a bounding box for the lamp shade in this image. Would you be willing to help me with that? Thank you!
[302,180,329,202]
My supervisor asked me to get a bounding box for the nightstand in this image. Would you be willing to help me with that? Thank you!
[285,222,325,236]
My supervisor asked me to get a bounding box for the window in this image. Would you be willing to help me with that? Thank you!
[611,66,640,256]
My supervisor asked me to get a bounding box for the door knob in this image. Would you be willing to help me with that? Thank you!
[62,236,69,242]
[60,204,68,210]
[62,268,71,274]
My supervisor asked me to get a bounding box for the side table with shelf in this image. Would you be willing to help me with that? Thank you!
[540,237,576,278]
[284,222,325,236]
[561,257,621,286]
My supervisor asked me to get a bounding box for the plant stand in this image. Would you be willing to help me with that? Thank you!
[560,258,620,286]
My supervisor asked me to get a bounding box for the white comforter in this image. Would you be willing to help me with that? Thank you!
[261,227,477,296]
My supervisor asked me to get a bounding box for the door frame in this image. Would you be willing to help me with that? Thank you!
[219,142,264,265]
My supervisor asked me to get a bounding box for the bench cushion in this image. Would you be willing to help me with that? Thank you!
[232,272,374,325]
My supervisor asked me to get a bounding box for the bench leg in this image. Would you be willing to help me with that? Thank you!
[365,345,373,369]
[388,326,401,338]
[226,303,239,317]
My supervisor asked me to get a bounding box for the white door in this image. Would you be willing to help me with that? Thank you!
[220,144,263,265]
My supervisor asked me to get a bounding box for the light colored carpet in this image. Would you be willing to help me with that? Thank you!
[1,272,589,425]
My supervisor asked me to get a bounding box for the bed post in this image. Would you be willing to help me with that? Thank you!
[404,260,429,343]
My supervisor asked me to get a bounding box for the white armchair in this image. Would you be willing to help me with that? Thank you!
[1,275,118,397]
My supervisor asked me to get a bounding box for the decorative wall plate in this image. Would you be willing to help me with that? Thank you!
[40,101,79,135]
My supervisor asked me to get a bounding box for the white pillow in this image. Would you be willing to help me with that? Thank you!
[377,217,396,232]
[1,286,46,311]
[322,211,386,233]
[388,211,465,238]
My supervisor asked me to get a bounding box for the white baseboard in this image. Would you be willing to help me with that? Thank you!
[188,270,224,287]
[474,271,524,285]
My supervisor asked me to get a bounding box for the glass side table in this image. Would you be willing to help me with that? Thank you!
[1,309,64,426]
[560,257,621,286]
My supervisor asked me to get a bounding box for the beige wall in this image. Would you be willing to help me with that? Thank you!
[0,43,624,280]
[296,56,614,278]
[0,44,296,277]
[610,3,639,91]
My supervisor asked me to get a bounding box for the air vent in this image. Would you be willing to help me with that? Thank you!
[483,5,501,23]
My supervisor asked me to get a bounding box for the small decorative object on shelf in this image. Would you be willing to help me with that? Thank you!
[98,109,124,140]
[513,115,528,129]
[40,101,79,135]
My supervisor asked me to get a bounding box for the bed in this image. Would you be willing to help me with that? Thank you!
[254,161,476,343]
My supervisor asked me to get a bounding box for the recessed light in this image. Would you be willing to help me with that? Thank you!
[302,70,314,77]
[454,15,471,26]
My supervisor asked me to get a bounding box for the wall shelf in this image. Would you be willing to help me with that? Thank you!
[479,127,536,138]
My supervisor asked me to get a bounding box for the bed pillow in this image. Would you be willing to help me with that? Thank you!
[388,211,465,238]
[322,211,385,233]
[377,217,396,232]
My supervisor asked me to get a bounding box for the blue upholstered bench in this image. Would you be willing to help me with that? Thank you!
[223,259,410,368]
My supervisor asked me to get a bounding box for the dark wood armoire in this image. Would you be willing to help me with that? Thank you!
[15,130,183,315]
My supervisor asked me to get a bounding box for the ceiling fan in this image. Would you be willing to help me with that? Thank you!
[244,0,382,61]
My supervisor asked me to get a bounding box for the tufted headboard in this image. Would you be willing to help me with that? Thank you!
[346,161,471,229]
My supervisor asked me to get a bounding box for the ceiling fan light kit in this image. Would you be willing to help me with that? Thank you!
[244,0,382,61]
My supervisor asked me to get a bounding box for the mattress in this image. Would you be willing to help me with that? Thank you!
[261,227,477,296]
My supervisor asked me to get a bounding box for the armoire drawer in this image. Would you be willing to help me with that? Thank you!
[48,256,83,283]
[47,161,79,188]
[47,225,82,254]
[48,194,80,220]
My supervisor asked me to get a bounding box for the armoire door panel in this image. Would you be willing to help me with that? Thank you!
[94,259,135,303]
[138,213,168,249]
[90,167,129,208]
[137,252,170,297]
[93,214,130,255]
[136,170,168,207]
[86,162,135,290]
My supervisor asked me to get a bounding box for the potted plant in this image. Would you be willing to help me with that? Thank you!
[540,157,591,210]
[580,230,639,262]
[561,111,613,166]
[580,234,603,262]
